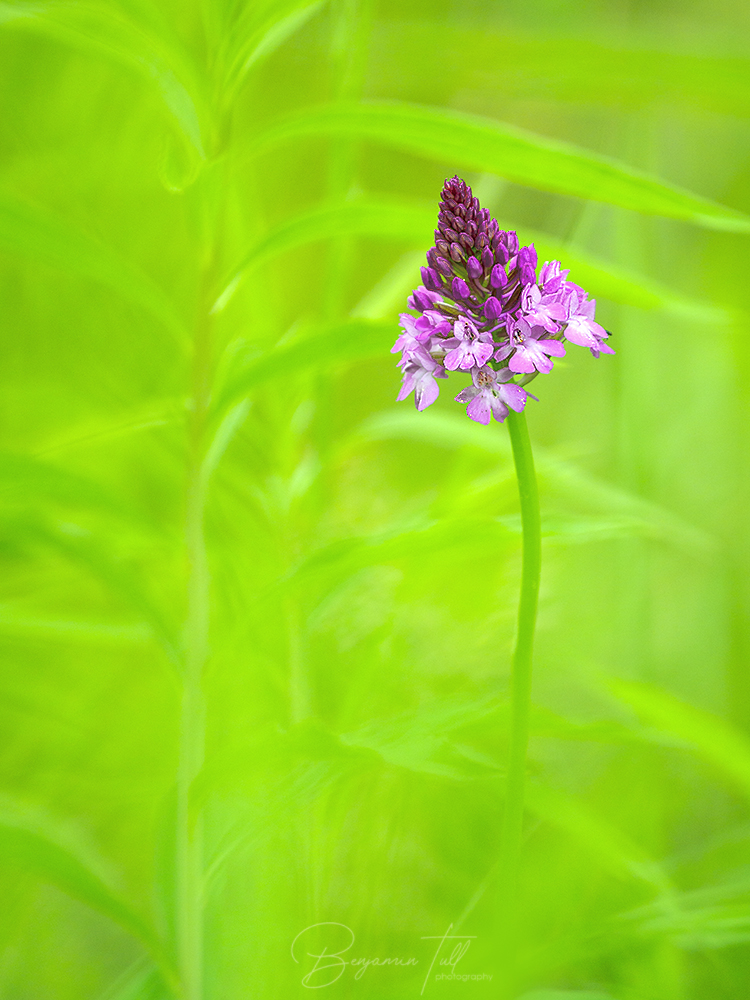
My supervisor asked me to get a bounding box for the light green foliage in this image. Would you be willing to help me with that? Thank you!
[0,0,749,998]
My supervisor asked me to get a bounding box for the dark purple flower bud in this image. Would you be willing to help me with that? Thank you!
[490,264,508,289]
[470,197,480,213]
[452,277,470,299]
[482,247,494,272]
[435,255,454,276]
[484,295,504,320]
[520,264,536,285]
[444,228,459,243]
[467,221,477,239]
[410,289,431,311]
[494,243,509,266]
[519,244,538,270]
[476,233,488,251]
[453,216,466,232]
[421,266,442,291]
[506,231,519,254]
[459,233,474,251]
[435,239,450,255]
[449,242,466,263]
[466,256,483,279]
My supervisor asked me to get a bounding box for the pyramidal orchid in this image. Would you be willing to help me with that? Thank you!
[390,177,614,955]
[392,176,613,423]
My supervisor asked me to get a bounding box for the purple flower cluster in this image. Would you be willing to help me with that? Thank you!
[393,177,614,425]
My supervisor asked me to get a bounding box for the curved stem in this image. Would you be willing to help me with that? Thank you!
[176,307,211,1000]
[176,176,223,1000]
[499,409,541,930]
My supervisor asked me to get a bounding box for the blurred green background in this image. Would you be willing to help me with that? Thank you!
[1,0,750,998]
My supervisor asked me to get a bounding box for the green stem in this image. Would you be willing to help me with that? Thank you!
[176,235,217,1000]
[498,409,541,932]
[176,470,208,1000]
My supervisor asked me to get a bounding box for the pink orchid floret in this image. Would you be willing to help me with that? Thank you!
[496,318,566,375]
[538,260,569,294]
[454,366,527,425]
[391,311,450,370]
[391,312,431,361]
[442,317,495,371]
[520,283,569,333]
[562,287,614,358]
[397,355,448,411]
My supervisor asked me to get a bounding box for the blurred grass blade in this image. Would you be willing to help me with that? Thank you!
[623,873,750,950]
[0,800,170,975]
[606,678,750,801]
[352,239,726,322]
[347,407,511,456]
[0,450,137,516]
[214,319,395,413]
[0,516,181,668]
[95,959,172,1000]
[279,516,516,599]
[213,199,434,310]
[202,399,251,484]
[525,781,672,893]
[0,191,186,340]
[249,102,750,230]
[340,697,501,780]
[221,0,325,104]
[346,410,714,552]
[507,225,730,323]
[385,25,750,119]
[0,609,152,645]
[0,1,206,156]
[217,197,727,320]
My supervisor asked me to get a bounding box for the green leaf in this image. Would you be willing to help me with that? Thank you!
[0,191,186,340]
[340,696,501,780]
[0,515,181,667]
[0,1,206,156]
[383,24,750,120]
[279,515,516,600]
[0,608,152,645]
[525,781,672,893]
[216,197,727,321]
[0,798,171,978]
[528,703,688,748]
[624,873,750,950]
[605,678,750,802]
[220,0,325,106]
[505,223,729,324]
[214,319,395,413]
[212,199,434,311]
[0,449,148,519]
[95,959,172,1000]
[346,410,714,553]
[249,102,750,231]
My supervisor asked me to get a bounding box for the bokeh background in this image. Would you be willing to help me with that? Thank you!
[1,0,750,998]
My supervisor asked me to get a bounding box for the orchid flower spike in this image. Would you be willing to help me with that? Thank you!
[392,176,614,423]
